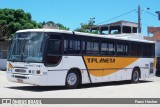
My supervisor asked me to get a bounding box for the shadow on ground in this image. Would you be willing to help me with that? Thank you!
[156,74,160,77]
[6,80,152,92]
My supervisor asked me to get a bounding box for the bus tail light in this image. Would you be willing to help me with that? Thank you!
[150,63,154,74]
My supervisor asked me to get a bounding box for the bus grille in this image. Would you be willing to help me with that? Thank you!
[14,75,27,79]
[15,69,26,73]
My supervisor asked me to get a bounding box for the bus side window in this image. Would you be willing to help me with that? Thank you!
[45,35,62,65]
[117,42,129,56]
[64,39,68,54]
[131,43,142,57]
[143,44,148,57]
[108,42,115,55]
[47,40,62,55]
[101,42,108,55]
[64,39,81,55]
[82,41,86,54]
[82,40,99,55]
[143,43,154,57]
[150,44,155,57]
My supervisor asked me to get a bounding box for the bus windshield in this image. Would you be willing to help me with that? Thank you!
[8,32,45,62]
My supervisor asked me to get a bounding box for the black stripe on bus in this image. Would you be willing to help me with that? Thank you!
[47,67,149,72]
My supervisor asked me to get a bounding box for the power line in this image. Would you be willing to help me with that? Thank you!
[142,10,158,17]
[97,9,136,25]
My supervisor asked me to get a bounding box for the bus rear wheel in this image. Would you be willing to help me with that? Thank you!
[131,69,140,83]
[65,70,80,89]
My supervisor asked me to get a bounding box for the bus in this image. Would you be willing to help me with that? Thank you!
[155,41,160,75]
[6,29,156,88]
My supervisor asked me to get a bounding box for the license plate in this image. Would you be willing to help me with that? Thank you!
[17,79,23,83]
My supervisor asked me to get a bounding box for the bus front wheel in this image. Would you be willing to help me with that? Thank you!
[131,68,140,83]
[65,70,80,89]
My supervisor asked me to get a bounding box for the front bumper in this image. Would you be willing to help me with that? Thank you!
[6,72,47,86]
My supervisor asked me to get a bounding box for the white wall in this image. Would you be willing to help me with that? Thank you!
[156,42,160,57]
[0,59,7,70]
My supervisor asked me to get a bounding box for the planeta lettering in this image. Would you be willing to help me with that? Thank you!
[87,58,115,63]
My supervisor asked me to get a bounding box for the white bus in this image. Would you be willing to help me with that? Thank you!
[6,29,156,88]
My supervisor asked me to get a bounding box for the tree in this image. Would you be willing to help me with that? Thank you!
[56,23,69,30]
[23,23,34,29]
[74,17,98,34]
[0,8,70,39]
[0,8,42,39]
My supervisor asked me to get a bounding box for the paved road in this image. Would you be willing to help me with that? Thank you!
[0,71,160,107]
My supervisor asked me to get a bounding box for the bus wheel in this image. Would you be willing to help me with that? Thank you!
[65,70,80,89]
[131,69,140,83]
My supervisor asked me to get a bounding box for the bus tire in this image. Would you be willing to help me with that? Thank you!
[65,70,80,89]
[131,68,140,83]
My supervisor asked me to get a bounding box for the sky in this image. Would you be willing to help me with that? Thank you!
[0,0,160,35]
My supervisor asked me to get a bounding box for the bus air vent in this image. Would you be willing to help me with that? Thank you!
[15,69,26,73]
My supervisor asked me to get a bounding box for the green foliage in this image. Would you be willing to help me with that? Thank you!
[0,20,7,25]
[0,8,42,39]
[23,23,34,29]
[74,17,98,34]
[56,23,69,30]
[75,23,91,32]
[0,8,70,39]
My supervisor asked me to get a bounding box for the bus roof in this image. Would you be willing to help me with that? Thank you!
[16,29,73,34]
[16,29,155,43]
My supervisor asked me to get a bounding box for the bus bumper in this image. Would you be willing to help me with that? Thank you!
[6,72,47,86]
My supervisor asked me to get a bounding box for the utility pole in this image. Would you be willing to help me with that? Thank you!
[138,5,141,33]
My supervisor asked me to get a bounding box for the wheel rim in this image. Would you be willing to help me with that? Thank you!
[133,71,139,82]
[67,73,77,86]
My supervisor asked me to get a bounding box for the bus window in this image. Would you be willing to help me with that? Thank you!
[101,42,108,55]
[64,40,68,54]
[143,43,155,57]
[83,41,92,54]
[83,40,99,55]
[64,39,81,55]
[149,44,155,57]
[47,40,62,55]
[117,43,129,56]
[137,44,142,56]
[131,43,142,57]
[108,42,115,55]
[92,41,99,54]
[45,34,62,65]
[101,41,116,55]
[143,44,148,56]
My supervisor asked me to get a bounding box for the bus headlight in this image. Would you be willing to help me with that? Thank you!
[32,70,35,74]
[34,70,42,75]
[36,70,41,74]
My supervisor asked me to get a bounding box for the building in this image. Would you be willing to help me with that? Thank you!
[91,20,138,34]
[144,27,160,41]
[0,39,11,70]
[145,27,160,74]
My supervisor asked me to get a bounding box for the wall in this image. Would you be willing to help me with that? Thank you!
[145,27,160,41]
[0,41,11,70]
